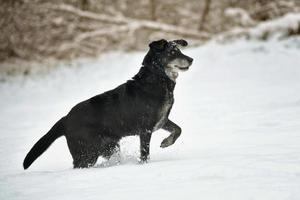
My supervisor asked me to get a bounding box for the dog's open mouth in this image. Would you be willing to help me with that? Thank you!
[175,65,189,71]
[167,58,192,73]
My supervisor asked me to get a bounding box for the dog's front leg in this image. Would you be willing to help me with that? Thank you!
[160,119,181,148]
[139,131,152,163]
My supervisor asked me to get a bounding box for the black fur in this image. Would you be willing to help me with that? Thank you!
[23,117,65,169]
[23,39,193,169]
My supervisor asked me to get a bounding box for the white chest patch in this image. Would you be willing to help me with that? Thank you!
[165,68,178,82]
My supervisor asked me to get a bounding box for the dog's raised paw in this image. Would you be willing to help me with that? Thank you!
[160,137,174,148]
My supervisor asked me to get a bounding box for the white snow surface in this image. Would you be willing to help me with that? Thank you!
[1,38,300,200]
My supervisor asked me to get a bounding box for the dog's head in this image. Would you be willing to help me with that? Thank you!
[142,39,193,81]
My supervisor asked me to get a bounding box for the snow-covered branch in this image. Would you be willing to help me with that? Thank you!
[74,25,130,43]
[224,7,256,27]
[217,12,300,42]
[48,4,210,40]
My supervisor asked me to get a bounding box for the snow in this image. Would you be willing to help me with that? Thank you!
[224,7,256,27]
[249,13,300,39]
[1,38,300,200]
[217,13,300,43]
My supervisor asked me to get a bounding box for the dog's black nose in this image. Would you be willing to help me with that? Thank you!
[187,57,193,64]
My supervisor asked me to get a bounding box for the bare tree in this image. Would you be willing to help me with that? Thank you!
[198,0,211,31]
[80,0,89,11]
[150,0,156,21]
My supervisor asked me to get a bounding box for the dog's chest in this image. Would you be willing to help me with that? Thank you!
[153,93,174,131]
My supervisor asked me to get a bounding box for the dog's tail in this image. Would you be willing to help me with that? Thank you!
[23,117,66,170]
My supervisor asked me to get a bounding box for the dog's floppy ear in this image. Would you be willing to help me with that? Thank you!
[149,39,168,51]
[173,39,188,47]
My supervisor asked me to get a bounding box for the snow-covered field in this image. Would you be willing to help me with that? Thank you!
[1,38,300,200]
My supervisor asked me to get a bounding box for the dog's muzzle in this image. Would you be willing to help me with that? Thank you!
[169,56,193,71]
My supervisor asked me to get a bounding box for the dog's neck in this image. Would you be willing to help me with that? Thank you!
[133,65,176,94]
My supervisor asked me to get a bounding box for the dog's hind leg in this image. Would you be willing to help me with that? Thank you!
[160,119,181,148]
[101,141,120,160]
[73,153,98,168]
[139,131,152,163]
[68,139,98,168]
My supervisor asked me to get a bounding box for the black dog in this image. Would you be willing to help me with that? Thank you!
[23,39,193,169]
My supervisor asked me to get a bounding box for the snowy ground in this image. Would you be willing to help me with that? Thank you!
[1,38,300,200]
